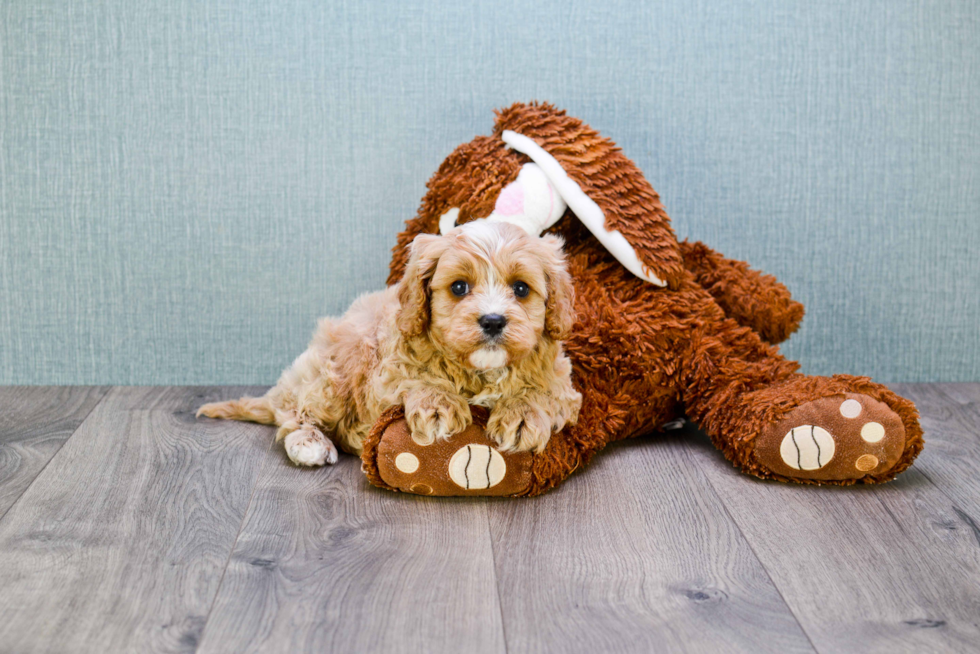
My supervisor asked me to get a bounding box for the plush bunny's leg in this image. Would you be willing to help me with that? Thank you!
[679,316,923,484]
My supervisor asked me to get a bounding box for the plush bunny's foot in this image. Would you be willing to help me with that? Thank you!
[361,406,535,497]
[373,419,533,496]
[754,393,907,482]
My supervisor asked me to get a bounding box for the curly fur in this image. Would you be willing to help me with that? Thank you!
[198,221,582,465]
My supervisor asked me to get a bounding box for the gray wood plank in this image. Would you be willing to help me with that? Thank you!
[889,383,980,517]
[0,386,110,519]
[487,436,815,654]
[685,412,980,653]
[197,453,506,654]
[0,386,272,654]
[916,382,980,407]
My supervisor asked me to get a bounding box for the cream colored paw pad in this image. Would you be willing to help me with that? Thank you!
[779,425,835,471]
[839,399,862,418]
[861,421,885,443]
[448,444,506,489]
[395,452,419,473]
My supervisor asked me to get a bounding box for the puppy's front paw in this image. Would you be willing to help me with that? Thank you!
[487,401,553,453]
[405,392,471,447]
[284,426,339,466]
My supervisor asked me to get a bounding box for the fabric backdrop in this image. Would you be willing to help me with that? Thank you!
[1,0,977,384]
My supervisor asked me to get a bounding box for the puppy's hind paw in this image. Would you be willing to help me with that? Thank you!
[284,426,339,467]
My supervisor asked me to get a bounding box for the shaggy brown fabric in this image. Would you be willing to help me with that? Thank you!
[366,102,923,496]
[678,240,805,345]
[361,406,403,493]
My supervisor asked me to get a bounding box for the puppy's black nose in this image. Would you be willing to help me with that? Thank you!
[478,314,507,337]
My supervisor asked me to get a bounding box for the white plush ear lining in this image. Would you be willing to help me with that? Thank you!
[501,129,667,287]
[437,164,568,236]
[438,208,460,235]
[485,163,567,235]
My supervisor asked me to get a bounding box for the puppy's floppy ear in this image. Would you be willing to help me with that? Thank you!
[397,233,448,338]
[538,234,576,341]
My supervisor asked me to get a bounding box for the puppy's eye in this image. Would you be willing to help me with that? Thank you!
[512,281,530,298]
[450,280,469,297]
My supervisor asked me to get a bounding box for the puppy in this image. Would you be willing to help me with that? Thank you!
[198,221,582,466]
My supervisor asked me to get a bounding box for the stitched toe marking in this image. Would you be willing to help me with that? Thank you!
[779,425,836,471]
[448,445,506,489]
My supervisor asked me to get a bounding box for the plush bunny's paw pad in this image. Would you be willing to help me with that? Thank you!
[755,394,906,481]
[375,420,532,496]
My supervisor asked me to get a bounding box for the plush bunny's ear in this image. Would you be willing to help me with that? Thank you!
[400,103,684,289]
[484,163,567,235]
[500,130,667,287]
[439,163,568,237]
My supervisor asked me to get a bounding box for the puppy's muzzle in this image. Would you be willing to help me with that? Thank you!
[478,313,507,339]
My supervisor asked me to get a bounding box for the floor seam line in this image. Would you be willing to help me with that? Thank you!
[485,501,511,654]
[902,385,980,520]
[685,435,822,654]
[0,385,114,525]
[194,425,277,653]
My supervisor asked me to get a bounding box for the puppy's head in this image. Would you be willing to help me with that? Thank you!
[398,221,574,370]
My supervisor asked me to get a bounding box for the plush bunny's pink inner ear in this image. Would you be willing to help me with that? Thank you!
[501,130,668,287]
[494,181,525,216]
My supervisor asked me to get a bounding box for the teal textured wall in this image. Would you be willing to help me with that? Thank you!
[1,0,978,384]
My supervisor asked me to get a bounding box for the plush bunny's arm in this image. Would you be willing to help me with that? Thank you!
[679,240,804,345]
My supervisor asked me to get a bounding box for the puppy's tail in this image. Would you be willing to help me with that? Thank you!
[197,395,276,425]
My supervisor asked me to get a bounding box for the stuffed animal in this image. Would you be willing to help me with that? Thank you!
[360,102,923,497]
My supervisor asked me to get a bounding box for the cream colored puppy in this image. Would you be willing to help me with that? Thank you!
[198,221,582,466]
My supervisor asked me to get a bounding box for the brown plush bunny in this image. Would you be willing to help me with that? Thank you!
[361,102,923,497]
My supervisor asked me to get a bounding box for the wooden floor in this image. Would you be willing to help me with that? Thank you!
[0,385,979,653]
